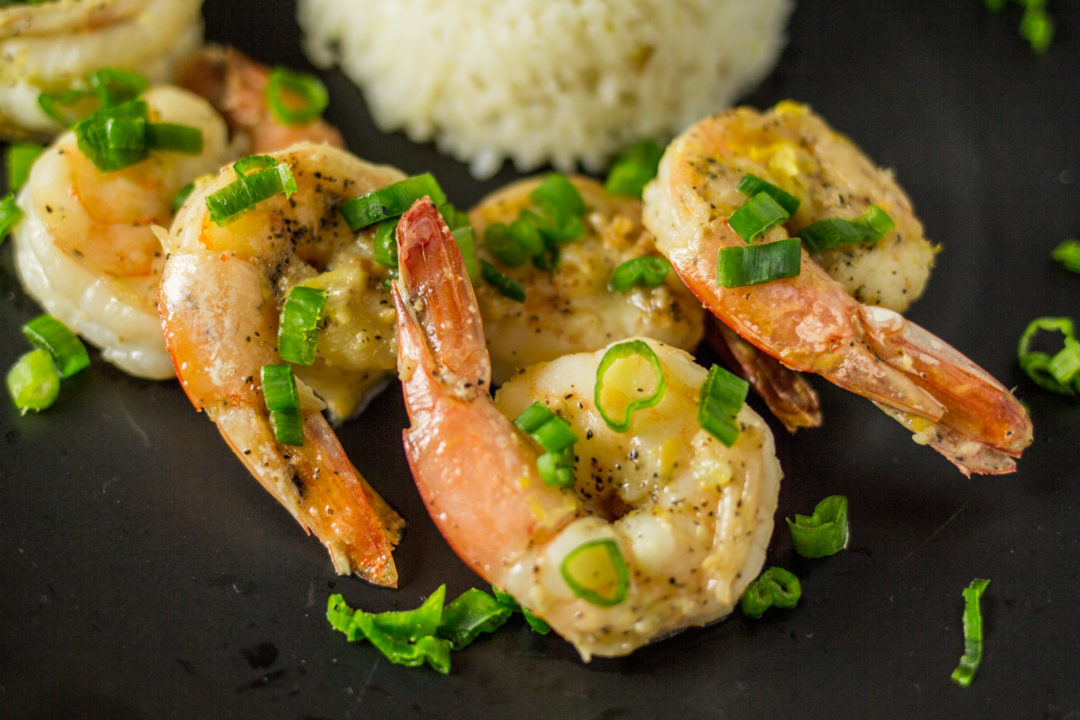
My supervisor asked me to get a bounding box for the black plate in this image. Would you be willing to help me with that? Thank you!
[3,1,1079,718]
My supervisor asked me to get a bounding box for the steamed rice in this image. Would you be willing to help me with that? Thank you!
[298,0,793,178]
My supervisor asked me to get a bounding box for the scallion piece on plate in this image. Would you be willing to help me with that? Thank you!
[206,155,298,226]
[739,566,801,618]
[265,66,329,126]
[438,587,513,651]
[610,255,670,291]
[484,222,528,268]
[594,340,666,432]
[951,578,991,687]
[697,364,749,447]
[277,286,329,366]
[530,172,586,220]
[514,402,577,488]
[261,363,304,446]
[22,314,90,378]
[729,191,790,243]
[87,67,148,105]
[798,203,894,253]
[491,586,551,634]
[786,495,849,558]
[1017,316,1080,397]
[1051,239,1080,274]
[38,88,98,127]
[480,259,526,302]
[73,98,150,172]
[7,142,43,193]
[736,173,801,216]
[560,539,629,607]
[145,122,203,155]
[717,236,802,287]
[6,348,61,414]
[0,193,23,242]
[337,173,447,230]
[604,139,663,198]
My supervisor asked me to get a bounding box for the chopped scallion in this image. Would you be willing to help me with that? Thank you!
[604,139,663,198]
[484,222,528,268]
[438,203,478,280]
[261,363,304,446]
[480,259,525,302]
[1051,239,1080,274]
[438,588,513,651]
[1017,316,1080,397]
[594,340,666,433]
[265,66,329,126]
[206,156,298,226]
[491,586,551,634]
[145,122,204,155]
[277,286,328,366]
[736,173,801,216]
[560,538,629,607]
[739,566,801,618]
[798,204,894,253]
[6,348,60,414]
[609,255,670,291]
[951,578,990,687]
[73,98,203,172]
[21,314,90,379]
[514,401,577,487]
[38,88,98,127]
[337,173,447,230]
[87,67,148,105]
[171,182,194,214]
[729,191,790,242]
[786,495,849,558]
[717,236,802,287]
[0,193,23,242]
[530,173,586,220]
[373,217,400,268]
[7,142,43,193]
[697,364,749,447]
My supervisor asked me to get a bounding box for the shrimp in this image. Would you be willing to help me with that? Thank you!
[642,102,1033,475]
[469,175,705,384]
[158,141,406,584]
[394,199,782,659]
[12,84,234,379]
[0,0,203,139]
[176,45,345,154]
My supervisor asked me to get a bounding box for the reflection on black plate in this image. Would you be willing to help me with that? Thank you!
[2,1,1079,718]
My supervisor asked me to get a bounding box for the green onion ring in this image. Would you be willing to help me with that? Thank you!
[594,340,666,433]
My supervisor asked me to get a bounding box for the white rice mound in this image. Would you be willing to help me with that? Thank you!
[297,0,793,179]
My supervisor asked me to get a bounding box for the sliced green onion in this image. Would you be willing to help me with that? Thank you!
[530,173,586,220]
[373,217,400,268]
[736,174,801,216]
[21,314,90,378]
[171,182,195,214]
[514,401,577,488]
[951,578,991,687]
[327,586,452,673]
[594,340,666,433]
[261,363,304,446]
[480,259,525,302]
[73,98,149,172]
[610,255,670,291]
[206,156,298,226]
[605,139,664,198]
[38,88,98,127]
[7,142,43,192]
[1051,239,1080,274]
[717,236,802,287]
[739,566,801,618]
[438,588,513,651]
[278,286,328,366]
[798,204,894,253]
[87,67,148,105]
[1017,316,1080,397]
[491,586,551,634]
[437,203,479,281]
[729,192,790,243]
[484,222,528,268]
[697,364,749,447]
[560,538,629,607]
[7,348,60,414]
[337,173,447,230]
[145,122,203,155]
[0,193,23,242]
[265,66,329,126]
[786,495,849,558]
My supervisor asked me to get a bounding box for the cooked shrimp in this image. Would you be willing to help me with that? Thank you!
[158,142,406,584]
[176,45,345,154]
[12,84,234,378]
[0,0,203,139]
[394,199,782,659]
[470,175,704,384]
[643,102,1033,475]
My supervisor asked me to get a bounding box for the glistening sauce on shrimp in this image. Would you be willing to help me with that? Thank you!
[394,199,782,658]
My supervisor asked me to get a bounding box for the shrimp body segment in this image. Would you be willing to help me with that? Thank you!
[643,103,1032,474]
[395,200,782,659]
[13,85,234,379]
[159,142,406,585]
[469,175,704,384]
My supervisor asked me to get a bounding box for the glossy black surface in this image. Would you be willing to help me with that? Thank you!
[2,2,1079,718]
